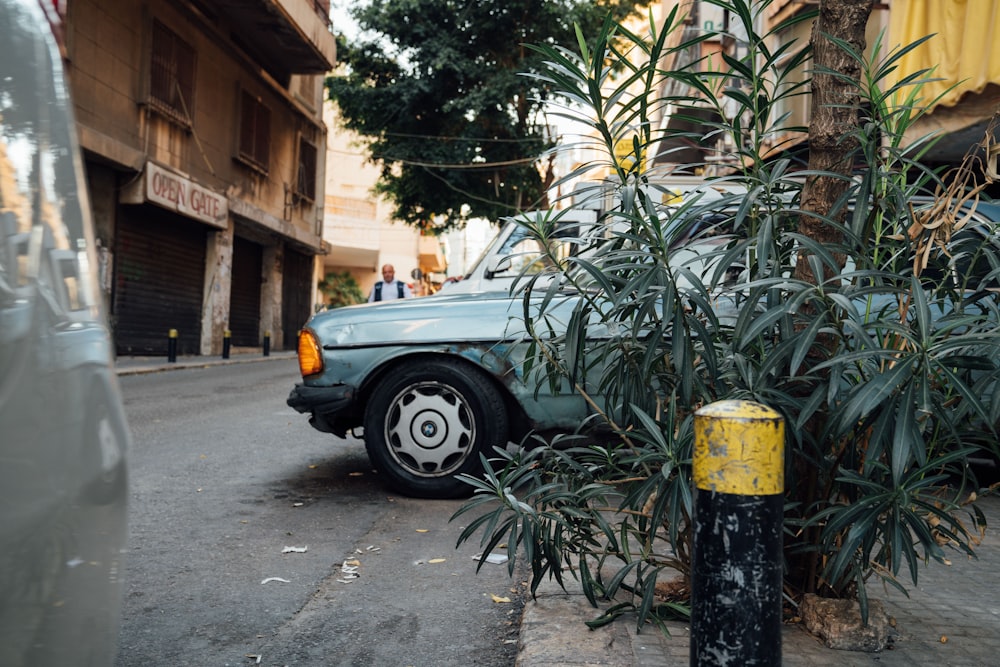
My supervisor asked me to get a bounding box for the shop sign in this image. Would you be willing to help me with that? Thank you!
[144,162,228,229]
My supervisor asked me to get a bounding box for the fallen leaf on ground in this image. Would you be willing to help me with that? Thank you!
[491,594,512,604]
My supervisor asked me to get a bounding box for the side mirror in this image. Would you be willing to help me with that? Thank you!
[485,255,512,279]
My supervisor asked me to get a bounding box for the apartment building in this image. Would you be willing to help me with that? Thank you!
[322,102,425,301]
[650,1,1000,179]
[59,0,335,355]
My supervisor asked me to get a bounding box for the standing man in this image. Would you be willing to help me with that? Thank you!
[368,264,414,302]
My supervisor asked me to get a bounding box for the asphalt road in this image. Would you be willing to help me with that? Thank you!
[115,360,525,667]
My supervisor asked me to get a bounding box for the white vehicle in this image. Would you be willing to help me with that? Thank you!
[441,208,599,294]
[440,177,746,296]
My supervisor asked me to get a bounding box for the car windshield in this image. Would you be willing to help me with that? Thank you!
[462,217,588,280]
[1,1,98,323]
[493,224,583,275]
[461,236,498,280]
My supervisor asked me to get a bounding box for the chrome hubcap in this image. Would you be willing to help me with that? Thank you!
[385,381,475,477]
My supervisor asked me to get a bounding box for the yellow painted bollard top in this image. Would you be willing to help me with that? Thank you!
[693,400,784,496]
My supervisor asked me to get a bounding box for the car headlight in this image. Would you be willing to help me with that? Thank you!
[297,328,324,377]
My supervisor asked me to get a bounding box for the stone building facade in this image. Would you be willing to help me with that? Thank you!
[60,0,335,355]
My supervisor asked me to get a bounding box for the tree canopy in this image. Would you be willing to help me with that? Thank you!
[327,0,649,232]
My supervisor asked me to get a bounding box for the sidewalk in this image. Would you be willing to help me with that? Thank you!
[114,349,296,376]
[516,493,1000,667]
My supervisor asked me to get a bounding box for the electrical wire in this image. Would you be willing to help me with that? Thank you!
[381,131,548,144]
[372,155,540,169]
[419,166,549,213]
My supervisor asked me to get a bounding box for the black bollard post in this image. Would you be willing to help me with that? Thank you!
[691,400,785,667]
[222,329,231,359]
[263,330,271,357]
[167,328,178,363]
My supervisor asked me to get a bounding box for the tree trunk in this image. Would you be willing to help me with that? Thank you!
[794,0,874,285]
[789,0,874,598]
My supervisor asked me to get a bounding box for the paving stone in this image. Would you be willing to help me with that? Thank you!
[518,494,1000,667]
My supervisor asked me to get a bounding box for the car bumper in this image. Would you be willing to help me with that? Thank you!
[287,383,360,438]
[287,382,355,414]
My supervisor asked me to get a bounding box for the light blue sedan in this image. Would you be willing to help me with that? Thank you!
[288,291,592,497]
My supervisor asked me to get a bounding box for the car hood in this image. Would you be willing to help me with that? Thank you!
[304,290,571,347]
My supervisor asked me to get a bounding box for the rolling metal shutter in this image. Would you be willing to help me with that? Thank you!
[282,248,313,350]
[229,236,262,347]
[114,206,206,356]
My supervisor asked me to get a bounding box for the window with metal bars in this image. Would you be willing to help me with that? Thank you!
[237,89,271,172]
[295,137,317,203]
[149,20,195,125]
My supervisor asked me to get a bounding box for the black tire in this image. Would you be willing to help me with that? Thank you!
[363,358,508,498]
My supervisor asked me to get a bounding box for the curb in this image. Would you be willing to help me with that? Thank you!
[115,350,297,376]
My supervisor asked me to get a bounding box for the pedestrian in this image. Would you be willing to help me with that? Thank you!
[368,263,413,302]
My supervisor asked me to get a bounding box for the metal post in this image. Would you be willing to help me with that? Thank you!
[691,400,785,667]
[222,329,231,359]
[263,330,271,357]
[167,329,178,363]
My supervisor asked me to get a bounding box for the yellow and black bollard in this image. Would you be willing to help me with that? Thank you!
[167,328,178,363]
[690,400,785,666]
[222,329,231,359]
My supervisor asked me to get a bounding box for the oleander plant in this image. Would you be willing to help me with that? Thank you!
[455,0,999,632]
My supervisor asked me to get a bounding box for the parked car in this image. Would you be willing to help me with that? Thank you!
[288,290,594,498]
[289,191,1000,498]
[0,1,130,664]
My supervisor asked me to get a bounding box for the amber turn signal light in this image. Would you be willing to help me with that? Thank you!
[296,329,324,377]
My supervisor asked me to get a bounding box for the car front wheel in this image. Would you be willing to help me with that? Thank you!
[363,359,509,498]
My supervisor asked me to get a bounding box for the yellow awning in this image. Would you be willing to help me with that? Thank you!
[888,0,1000,109]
